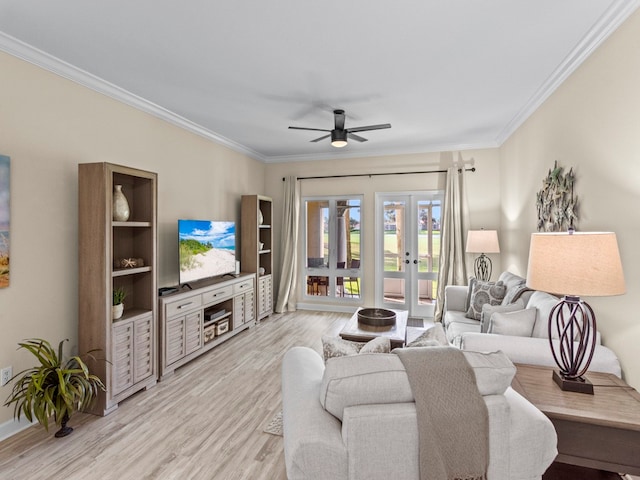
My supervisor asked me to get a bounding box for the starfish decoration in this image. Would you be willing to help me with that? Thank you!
[122,258,136,268]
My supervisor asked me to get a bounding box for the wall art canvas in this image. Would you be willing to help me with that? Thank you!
[536,160,578,232]
[0,155,9,288]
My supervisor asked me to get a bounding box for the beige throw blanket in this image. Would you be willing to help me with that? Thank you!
[394,347,488,480]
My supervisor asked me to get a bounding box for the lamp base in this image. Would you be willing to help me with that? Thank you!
[552,370,594,395]
[473,254,492,281]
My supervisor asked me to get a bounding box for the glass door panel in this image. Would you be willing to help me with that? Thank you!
[416,200,439,310]
[376,194,441,318]
[382,200,407,305]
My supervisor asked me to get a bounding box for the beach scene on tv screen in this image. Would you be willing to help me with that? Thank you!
[179,220,236,282]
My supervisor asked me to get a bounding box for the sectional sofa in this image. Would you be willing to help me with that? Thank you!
[442,271,621,376]
[281,346,557,480]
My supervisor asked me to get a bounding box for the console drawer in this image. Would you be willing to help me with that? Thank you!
[165,294,202,318]
[233,279,253,294]
[202,285,233,304]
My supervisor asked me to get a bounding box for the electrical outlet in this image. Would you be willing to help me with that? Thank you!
[1,366,12,387]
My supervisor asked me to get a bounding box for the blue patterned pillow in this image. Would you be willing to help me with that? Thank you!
[465,280,507,320]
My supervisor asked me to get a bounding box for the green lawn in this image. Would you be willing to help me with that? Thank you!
[322,230,440,273]
[384,231,440,273]
[318,230,440,298]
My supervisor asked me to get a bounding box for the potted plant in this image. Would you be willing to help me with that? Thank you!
[4,338,105,437]
[112,286,127,320]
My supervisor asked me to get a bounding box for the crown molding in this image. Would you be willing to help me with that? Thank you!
[496,0,640,145]
[0,31,267,163]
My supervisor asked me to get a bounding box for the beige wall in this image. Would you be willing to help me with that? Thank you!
[0,51,265,425]
[264,148,502,308]
[500,9,640,389]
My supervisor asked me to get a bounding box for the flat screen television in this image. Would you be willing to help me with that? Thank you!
[178,219,236,285]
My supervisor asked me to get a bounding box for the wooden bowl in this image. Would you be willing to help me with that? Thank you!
[357,308,396,327]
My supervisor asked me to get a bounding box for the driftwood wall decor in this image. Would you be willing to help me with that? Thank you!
[536,161,578,232]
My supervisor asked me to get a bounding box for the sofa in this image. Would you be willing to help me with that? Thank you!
[443,271,622,376]
[282,346,557,480]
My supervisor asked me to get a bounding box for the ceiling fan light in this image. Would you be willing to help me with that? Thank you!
[331,130,348,148]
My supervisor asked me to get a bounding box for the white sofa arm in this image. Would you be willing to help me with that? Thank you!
[444,284,468,313]
[459,333,622,377]
[503,388,558,479]
[282,347,348,480]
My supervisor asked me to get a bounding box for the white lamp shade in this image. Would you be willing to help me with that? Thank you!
[466,230,500,254]
[526,232,625,297]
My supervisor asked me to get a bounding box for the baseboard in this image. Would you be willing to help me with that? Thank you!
[0,416,35,442]
[295,303,357,314]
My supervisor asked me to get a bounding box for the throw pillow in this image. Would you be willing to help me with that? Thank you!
[480,299,524,333]
[465,280,507,321]
[501,283,533,306]
[321,335,391,361]
[360,336,392,354]
[488,308,537,337]
[407,323,448,347]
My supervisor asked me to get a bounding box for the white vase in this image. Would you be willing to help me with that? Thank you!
[113,185,130,221]
[258,209,264,225]
[112,303,124,320]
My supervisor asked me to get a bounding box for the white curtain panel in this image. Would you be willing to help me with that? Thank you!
[275,176,300,313]
[434,166,469,322]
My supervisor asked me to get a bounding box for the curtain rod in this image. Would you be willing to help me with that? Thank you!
[282,167,475,181]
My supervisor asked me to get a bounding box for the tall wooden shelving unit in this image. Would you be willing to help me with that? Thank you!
[241,195,273,320]
[78,162,157,415]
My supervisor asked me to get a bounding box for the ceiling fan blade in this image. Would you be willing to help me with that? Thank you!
[334,109,345,130]
[347,123,391,133]
[288,126,332,132]
[348,132,368,143]
[310,134,331,143]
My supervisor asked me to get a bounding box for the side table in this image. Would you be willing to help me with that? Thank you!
[512,364,640,476]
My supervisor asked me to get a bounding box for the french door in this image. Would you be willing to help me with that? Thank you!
[375,193,442,318]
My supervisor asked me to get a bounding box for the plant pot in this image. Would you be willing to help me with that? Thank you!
[55,412,73,438]
[112,303,124,320]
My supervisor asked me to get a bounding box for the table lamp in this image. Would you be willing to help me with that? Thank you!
[466,230,500,281]
[526,231,625,394]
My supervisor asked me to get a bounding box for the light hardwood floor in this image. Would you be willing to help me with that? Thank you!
[0,311,350,480]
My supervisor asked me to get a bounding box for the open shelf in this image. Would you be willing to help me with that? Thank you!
[113,221,152,228]
[203,311,232,329]
[113,266,152,277]
[113,308,153,324]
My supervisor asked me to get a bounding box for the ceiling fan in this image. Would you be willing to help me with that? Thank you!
[288,109,391,148]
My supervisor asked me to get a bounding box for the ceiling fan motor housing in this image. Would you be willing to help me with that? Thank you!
[331,129,348,147]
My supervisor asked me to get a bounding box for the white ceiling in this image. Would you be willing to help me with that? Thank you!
[1,1,638,163]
